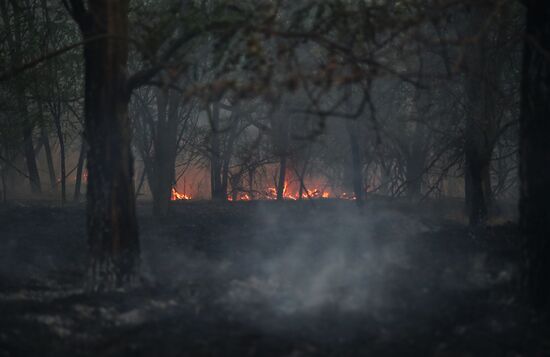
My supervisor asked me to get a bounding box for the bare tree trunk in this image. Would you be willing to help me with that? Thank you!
[0,0,41,194]
[276,154,287,200]
[69,0,139,289]
[464,4,498,227]
[0,148,6,202]
[346,119,364,204]
[22,122,41,194]
[405,122,427,201]
[221,115,240,197]
[135,167,146,198]
[74,139,86,202]
[248,168,255,199]
[209,103,224,200]
[519,0,550,310]
[1,164,6,203]
[53,105,66,203]
[150,87,179,217]
[40,121,57,192]
[272,111,290,201]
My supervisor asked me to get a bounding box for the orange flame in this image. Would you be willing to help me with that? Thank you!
[170,180,357,202]
[171,187,192,201]
[262,181,356,200]
[227,193,252,201]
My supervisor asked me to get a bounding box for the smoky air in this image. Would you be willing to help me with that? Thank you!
[0,1,548,356]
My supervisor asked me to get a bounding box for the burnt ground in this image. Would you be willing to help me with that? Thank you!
[0,199,548,357]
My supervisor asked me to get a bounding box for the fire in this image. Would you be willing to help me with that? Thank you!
[227,193,252,201]
[170,181,357,202]
[171,187,192,201]
[260,180,355,201]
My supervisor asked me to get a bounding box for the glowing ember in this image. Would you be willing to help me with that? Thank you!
[339,192,356,200]
[171,188,192,201]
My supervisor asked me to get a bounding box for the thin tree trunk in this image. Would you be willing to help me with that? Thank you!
[346,119,364,205]
[464,4,498,227]
[221,115,240,197]
[40,123,57,192]
[405,123,426,201]
[0,149,6,202]
[248,168,254,199]
[277,154,287,200]
[74,139,86,202]
[150,87,179,217]
[22,122,41,194]
[519,0,550,310]
[1,165,6,203]
[273,110,290,201]
[136,167,146,198]
[210,103,224,200]
[53,106,66,203]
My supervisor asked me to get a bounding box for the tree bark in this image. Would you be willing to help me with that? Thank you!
[463,4,498,227]
[53,105,66,203]
[22,122,42,194]
[150,87,179,217]
[69,0,139,289]
[519,0,550,310]
[209,103,225,200]
[346,118,365,204]
[40,122,57,192]
[0,0,41,194]
[74,139,86,202]
[276,154,287,200]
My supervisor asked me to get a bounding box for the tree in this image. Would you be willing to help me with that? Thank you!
[63,0,139,289]
[462,4,500,227]
[0,0,42,194]
[519,0,550,310]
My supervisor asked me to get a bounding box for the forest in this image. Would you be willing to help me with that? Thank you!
[1,0,549,355]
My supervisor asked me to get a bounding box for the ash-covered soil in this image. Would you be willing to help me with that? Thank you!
[0,199,548,356]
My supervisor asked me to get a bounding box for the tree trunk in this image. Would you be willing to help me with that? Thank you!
[150,87,179,217]
[406,122,427,201]
[53,107,66,203]
[73,0,139,290]
[346,119,364,204]
[221,115,240,197]
[0,0,41,194]
[74,139,86,202]
[464,4,498,227]
[135,167,146,198]
[277,154,287,200]
[519,0,550,310]
[210,103,224,200]
[40,121,57,192]
[22,122,41,194]
[273,111,290,201]
[1,164,6,203]
[248,168,255,199]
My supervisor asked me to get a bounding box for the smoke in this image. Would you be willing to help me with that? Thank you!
[219,203,430,317]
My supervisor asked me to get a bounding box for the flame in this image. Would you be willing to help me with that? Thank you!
[170,180,357,202]
[227,193,252,201]
[261,180,356,200]
[171,187,192,201]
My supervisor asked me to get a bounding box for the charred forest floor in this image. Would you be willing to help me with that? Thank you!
[0,198,548,357]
